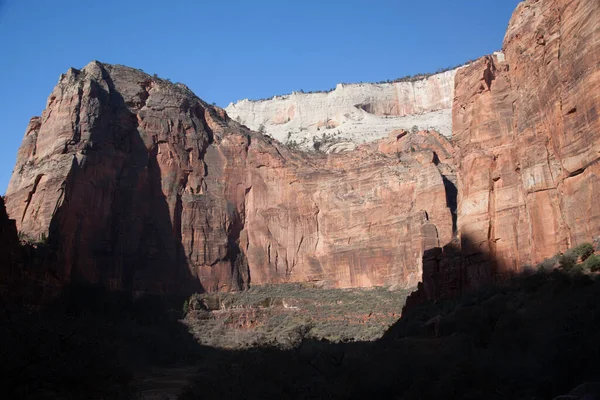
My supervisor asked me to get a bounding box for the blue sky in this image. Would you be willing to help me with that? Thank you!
[0,0,520,193]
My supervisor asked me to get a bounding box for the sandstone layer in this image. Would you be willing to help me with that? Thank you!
[5,0,598,301]
[4,63,456,294]
[225,69,458,152]
[407,0,600,305]
[455,0,600,272]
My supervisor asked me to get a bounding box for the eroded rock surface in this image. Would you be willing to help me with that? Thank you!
[243,131,454,289]
[225,70,458,152]
[5,63,455,294]
[7,0,597,300]
[405,0,600,307]
[454,0,600,273]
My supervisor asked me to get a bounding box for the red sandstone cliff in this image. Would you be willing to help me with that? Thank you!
[4,63,454,294]
[4,0,598,301]
[406,0,600,306]
[455,0,600,271]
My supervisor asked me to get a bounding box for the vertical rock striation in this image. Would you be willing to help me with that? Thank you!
[407,0,600,306]
[455,0,600,272]
[4,63,455,294]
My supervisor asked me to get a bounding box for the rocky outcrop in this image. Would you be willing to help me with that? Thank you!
[7,0,597,301]
[454,0,600,274]
[404,0,600,307]
[5,62,456,294]
[243,131,454,289]
[403,241,493,309]
[225,69,458,152]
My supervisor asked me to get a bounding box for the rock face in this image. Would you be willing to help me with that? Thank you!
[4,62,456,294]
[243,130,455,289]
[403,242,492,309]
[406,0,600,306]
[6,0,598,300]
[225,70,458,152]
[454,0,600,273]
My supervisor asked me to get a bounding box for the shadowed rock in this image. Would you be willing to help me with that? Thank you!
[5,63,455,295]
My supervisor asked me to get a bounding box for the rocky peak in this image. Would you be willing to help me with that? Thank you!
[4,0,597,301]
[5,62,456,295]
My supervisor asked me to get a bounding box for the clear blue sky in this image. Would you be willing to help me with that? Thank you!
[0,0,520,193]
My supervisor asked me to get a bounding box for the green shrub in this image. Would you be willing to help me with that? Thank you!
[574,242,595,261]
[558,250,578,270]
[583,254,600,272]
[285,139,300,150]
[182,299,189,318]
[183,284,411,349]
[569,264,584,275]
[537,255,558,270]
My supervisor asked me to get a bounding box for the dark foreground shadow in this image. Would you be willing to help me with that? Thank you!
[0,284,199,399]
[3,242,600,399]
[179,268,600,400]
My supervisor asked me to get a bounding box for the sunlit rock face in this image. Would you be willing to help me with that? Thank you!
[454,0,600,273]
[7,0,597,300]
[403,0,600,308]
[243,129,455,290]
[225,69,458,153]
[5,62,455,294]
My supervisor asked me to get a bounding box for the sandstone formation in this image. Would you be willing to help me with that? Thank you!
[225,69,458,152]
[454,0,600,272]
[402,241,492,309]
[406,0,600,306]
[4,62,456,294]
[243,130,455,289]
[4,0,598,302]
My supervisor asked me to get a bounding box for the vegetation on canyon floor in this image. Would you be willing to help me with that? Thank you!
[183,283,411,349]
[181,256,600,399]
[536,241,600,272]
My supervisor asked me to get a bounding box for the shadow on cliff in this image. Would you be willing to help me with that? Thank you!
[1,66,204,398]
[46,66,202,296]
[4,235,600,399]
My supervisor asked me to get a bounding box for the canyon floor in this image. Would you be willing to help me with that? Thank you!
[3,261,600,399]
[183,283,411,348]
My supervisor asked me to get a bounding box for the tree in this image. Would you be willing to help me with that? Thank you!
[574,242,595,261]
[559,250,578,270]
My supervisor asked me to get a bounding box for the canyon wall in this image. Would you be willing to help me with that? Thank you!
[455,0,600,271]
[4,62,455,294]
[225,70,457,152]
[406,0,600,305]
[4,0,598,300]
